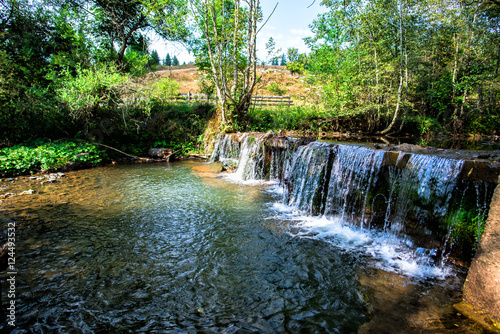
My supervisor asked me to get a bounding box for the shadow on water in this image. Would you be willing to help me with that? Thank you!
[0,162,371,333]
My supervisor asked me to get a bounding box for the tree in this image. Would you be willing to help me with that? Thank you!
[286,47,299,63]
[285,52,307,76]
[150,49,160,65]
[70,0,190,65]
[163,53,172,66]
[0,0,95,141]
[280,53,287,66]
[191,0,262,130]
[304,0,500,135]
[172,54,179,66]
[265,36,281,65]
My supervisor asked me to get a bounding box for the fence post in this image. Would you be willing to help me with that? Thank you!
[187,91,191,103]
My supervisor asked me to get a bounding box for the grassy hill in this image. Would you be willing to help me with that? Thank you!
[141,64,313,102]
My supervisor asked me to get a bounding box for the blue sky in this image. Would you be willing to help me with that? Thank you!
[149,1,327,64]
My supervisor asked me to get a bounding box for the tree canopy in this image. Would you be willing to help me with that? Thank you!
[304,0,500,134]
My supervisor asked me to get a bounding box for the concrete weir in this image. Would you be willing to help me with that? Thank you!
[461,178,500,329]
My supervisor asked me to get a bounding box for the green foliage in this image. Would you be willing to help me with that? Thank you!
[149,50,160,66]
[464,115,500,135]
[266,37,281,65]
[197,74,216,97]
[0,140,106,176]
[149,77,180,103]
[248,106,321,132]
[266,82,287,96]
[192,0,261,128]
[404,116,443,137]
[122,48,150,77]
[280,53,287,66]
[115,103,215,156]
[286,48,300,63]
[55,63,130,120]
[446,209,487,253]
[172,55,180,66]
[163,53,172,66]
[303,0,500,135]
[90,0,190,64]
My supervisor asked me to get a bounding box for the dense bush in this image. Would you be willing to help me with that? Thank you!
[83,103,215,157]
[0,140,106,176]
[247,106,321,132]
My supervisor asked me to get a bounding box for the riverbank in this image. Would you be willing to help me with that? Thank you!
[1,131,499,179]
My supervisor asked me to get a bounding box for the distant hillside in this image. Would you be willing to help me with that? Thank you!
[141,65,312,102]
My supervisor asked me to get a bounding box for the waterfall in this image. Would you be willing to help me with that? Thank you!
[323,144,385,227]
[210,134,496,275]
[283,142,335,215]
[210,134,241,165]
[385,154,464,234]
[232,135,267,181]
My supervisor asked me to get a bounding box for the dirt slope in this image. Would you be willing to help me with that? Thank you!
[141,64,311,99]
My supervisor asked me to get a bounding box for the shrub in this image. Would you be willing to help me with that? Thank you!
[0,140,106,176]
[149,77,181,103]
[55,63,130,121]
[267,82,287,96]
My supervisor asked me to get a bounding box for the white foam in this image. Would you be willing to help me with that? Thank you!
[267,204,451,280]
[223,172,267,186]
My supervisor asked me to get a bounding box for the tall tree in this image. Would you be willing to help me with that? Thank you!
[172,54,179,66]
[280,53,287,66]
[265,36,281,65]
[68,0,190,65]
[163,53,172,66]
[150,49,160,65]
[191,0,261,130]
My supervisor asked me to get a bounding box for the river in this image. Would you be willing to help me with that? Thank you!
[0,161,487,333]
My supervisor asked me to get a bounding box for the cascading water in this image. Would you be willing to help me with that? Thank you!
[231,135,267,182]
[283,142,334,215]
[210,133,241,165]
[6,135,498,332]
[323,144,386,226]
[210,133,496,278]
[384,154,464,234]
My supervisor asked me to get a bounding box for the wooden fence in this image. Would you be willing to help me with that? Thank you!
[124,92,293,109]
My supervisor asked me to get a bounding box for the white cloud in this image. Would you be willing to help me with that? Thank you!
[290,28,313,37]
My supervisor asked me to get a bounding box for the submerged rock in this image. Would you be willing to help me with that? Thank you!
[148,148,173,159]
[204,161,224,173]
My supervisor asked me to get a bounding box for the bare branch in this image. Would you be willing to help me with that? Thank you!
[257,2,278,34]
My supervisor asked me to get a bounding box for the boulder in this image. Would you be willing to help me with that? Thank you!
[148,148,173,159]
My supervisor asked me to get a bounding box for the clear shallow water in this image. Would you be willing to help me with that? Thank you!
[1,162,372,333]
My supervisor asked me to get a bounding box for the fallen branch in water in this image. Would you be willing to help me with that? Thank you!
[94,142,150,161]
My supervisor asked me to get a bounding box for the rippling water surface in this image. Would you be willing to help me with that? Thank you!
[1,161,486,333]
[1,162,374,333]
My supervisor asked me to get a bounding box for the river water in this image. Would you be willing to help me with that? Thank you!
[0,162,487,333]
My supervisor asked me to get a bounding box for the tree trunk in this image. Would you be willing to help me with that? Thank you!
[378,0,404,135]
